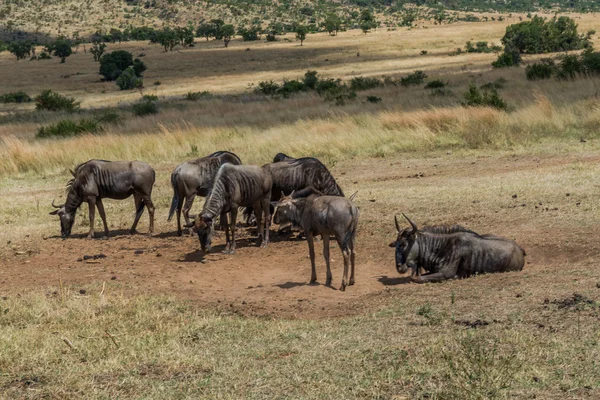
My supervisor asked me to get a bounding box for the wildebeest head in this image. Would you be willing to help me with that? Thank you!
[273,191,297,225]
[185,214,213,252]
[389,214,419,274]
[49,199,75,238]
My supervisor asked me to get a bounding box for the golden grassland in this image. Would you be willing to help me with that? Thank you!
[1,16,600,399]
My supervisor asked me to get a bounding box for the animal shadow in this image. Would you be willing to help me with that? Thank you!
[274,281,337,290]
[183,250,207,262]
[377,275,413,286]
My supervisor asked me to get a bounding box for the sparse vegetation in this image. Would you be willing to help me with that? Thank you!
[400,70,428,87]
[36,118,102,138]
[132,97,159,116]
[463,83,507,110]
[0,91,32,103]
[34,90,80,112]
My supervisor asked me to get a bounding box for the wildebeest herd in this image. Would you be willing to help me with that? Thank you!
[49,151,525,291]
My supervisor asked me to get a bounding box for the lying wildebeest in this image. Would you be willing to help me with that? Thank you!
[390,215,525,283]
[168,151,242,236]
[49,160,155,238]
[186,164,272,253]
[244,153,344,225]
[274,188,359,291]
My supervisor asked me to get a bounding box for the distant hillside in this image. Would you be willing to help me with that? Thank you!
[1,0,599,42]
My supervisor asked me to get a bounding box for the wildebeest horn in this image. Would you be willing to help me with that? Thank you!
[51,198,62,209]
[403,214,418,232]
[280,191,285,200]
[69,169,76,177]
[394,215,401,232]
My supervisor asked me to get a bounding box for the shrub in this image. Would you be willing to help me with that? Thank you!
[420,50,428,55]
[0,91,32,103]
[185,91,211,101]
[255,80,280,95]
[116,66,143,90]
[492,49,521,68]
[349,76,383,91]
[132,99,158,116]
[37,118,102,138]
[430,88,453,97]
[95,112,123,125]
[99,51,145,81]
[34,90,80,112]
[366,96,382,103]
[526,60,555,80]
[279,80,306,97]
[480,78,508,90]
[400,70,428,87]
[424,79,447,89]
[323,85,356,106]
[315,78,342,95]
[556,54,583,80]
[36,51,52,60]
[8,41,33,60]
[303,70,318,90]
[462,83,507,110]
[582,49,600,74]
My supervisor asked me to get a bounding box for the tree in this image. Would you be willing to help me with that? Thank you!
[175,25,194,47]
[295,25,308,46]
[222,24,235,48]
[197,23,214,41]
[110,28,123,43]
[116,66,143,90]
[156,28,178,51]
[323,14,342,36]
[360,9,377,34]
[90,41,107,62]
[211,19,225,40]
[52,39,72,63]
[8,41,33,61]
[99,50,145,81]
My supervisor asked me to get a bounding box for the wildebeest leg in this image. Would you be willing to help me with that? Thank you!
[306,233,317,284]
[182,194,195,236]
[221,212,231,253]
[96,198,109,237]
[253,202,263,247]
[322,234,332,286]
[339,242,350,292]
[229,208,238,254]
[349,236,356,286]
[142,195,155,235]
[261,197,270,247]
[413,270,456,283]
[130,194,143,234]
[87,197,96,239]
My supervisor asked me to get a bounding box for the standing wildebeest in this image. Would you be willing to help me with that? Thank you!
[49,160,155,238]
[244,153,344,225]
[186,164,272,254]
[390,214,525,283]
[168,151,242,236]
[274,188,359,291]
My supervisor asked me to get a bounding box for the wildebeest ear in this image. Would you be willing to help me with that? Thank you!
[49,209,59,216]
[388,241,396,248]
[403,214,418,232]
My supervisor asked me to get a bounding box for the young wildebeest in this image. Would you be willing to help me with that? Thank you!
[274,188,359,291]
[168,151,242,236]
[49,160,155,238]
[390,214,525,283]
[186,164,272,254]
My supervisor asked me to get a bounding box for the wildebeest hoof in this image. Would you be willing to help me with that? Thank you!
[339,283,346,291]
[349,279,355,286]
[129,229,138,235]
[325,279,332,286]
[87,234,94,239]
[309,279,317,285]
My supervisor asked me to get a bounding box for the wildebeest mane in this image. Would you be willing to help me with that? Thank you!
[291,186,323,199]
[421,224,482,237]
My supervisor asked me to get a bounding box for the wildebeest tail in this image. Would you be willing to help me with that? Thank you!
[342,205,359,250]
[167,171,179,221]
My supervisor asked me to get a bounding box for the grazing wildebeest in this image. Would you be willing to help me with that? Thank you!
[168,151,242,236]
[274,187,359,291]
[244,153,344,225]
[49,160,155,238]
[390,214,525,283]
[186,164,272,254]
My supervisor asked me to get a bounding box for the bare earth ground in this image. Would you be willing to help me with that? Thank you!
[2,145,599,319]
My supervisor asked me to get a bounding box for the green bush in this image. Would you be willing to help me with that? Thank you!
[116,66,143,90]
[315,78,342,95]
[34,90,80,112]
[556,54,583,80]
[185,91,212,101]
[465,41,502,53]
[350,76,383,91]
[424,79,447,89]
[132,99,158,116]
[480,78,508,90]
[279,80,306,97]
[526,60,555,80]
[492,49,521,68]
[303,70,318,90]
[37,118,102,138]
[462,83,507,110]
[366,96,382,103]
[323,85,356,106]
[582,49,600,74]
[400,70,427,87]
[0,91,32,103]
[99,50,146,81]
[255,80,280,95]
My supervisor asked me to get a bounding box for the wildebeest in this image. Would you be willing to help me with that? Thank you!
[49,160,155,238]
[274,187,359,291]
[186,164,272,253]
[168,151,242,236]
[244,153,344,225]
[390,214,525,283]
